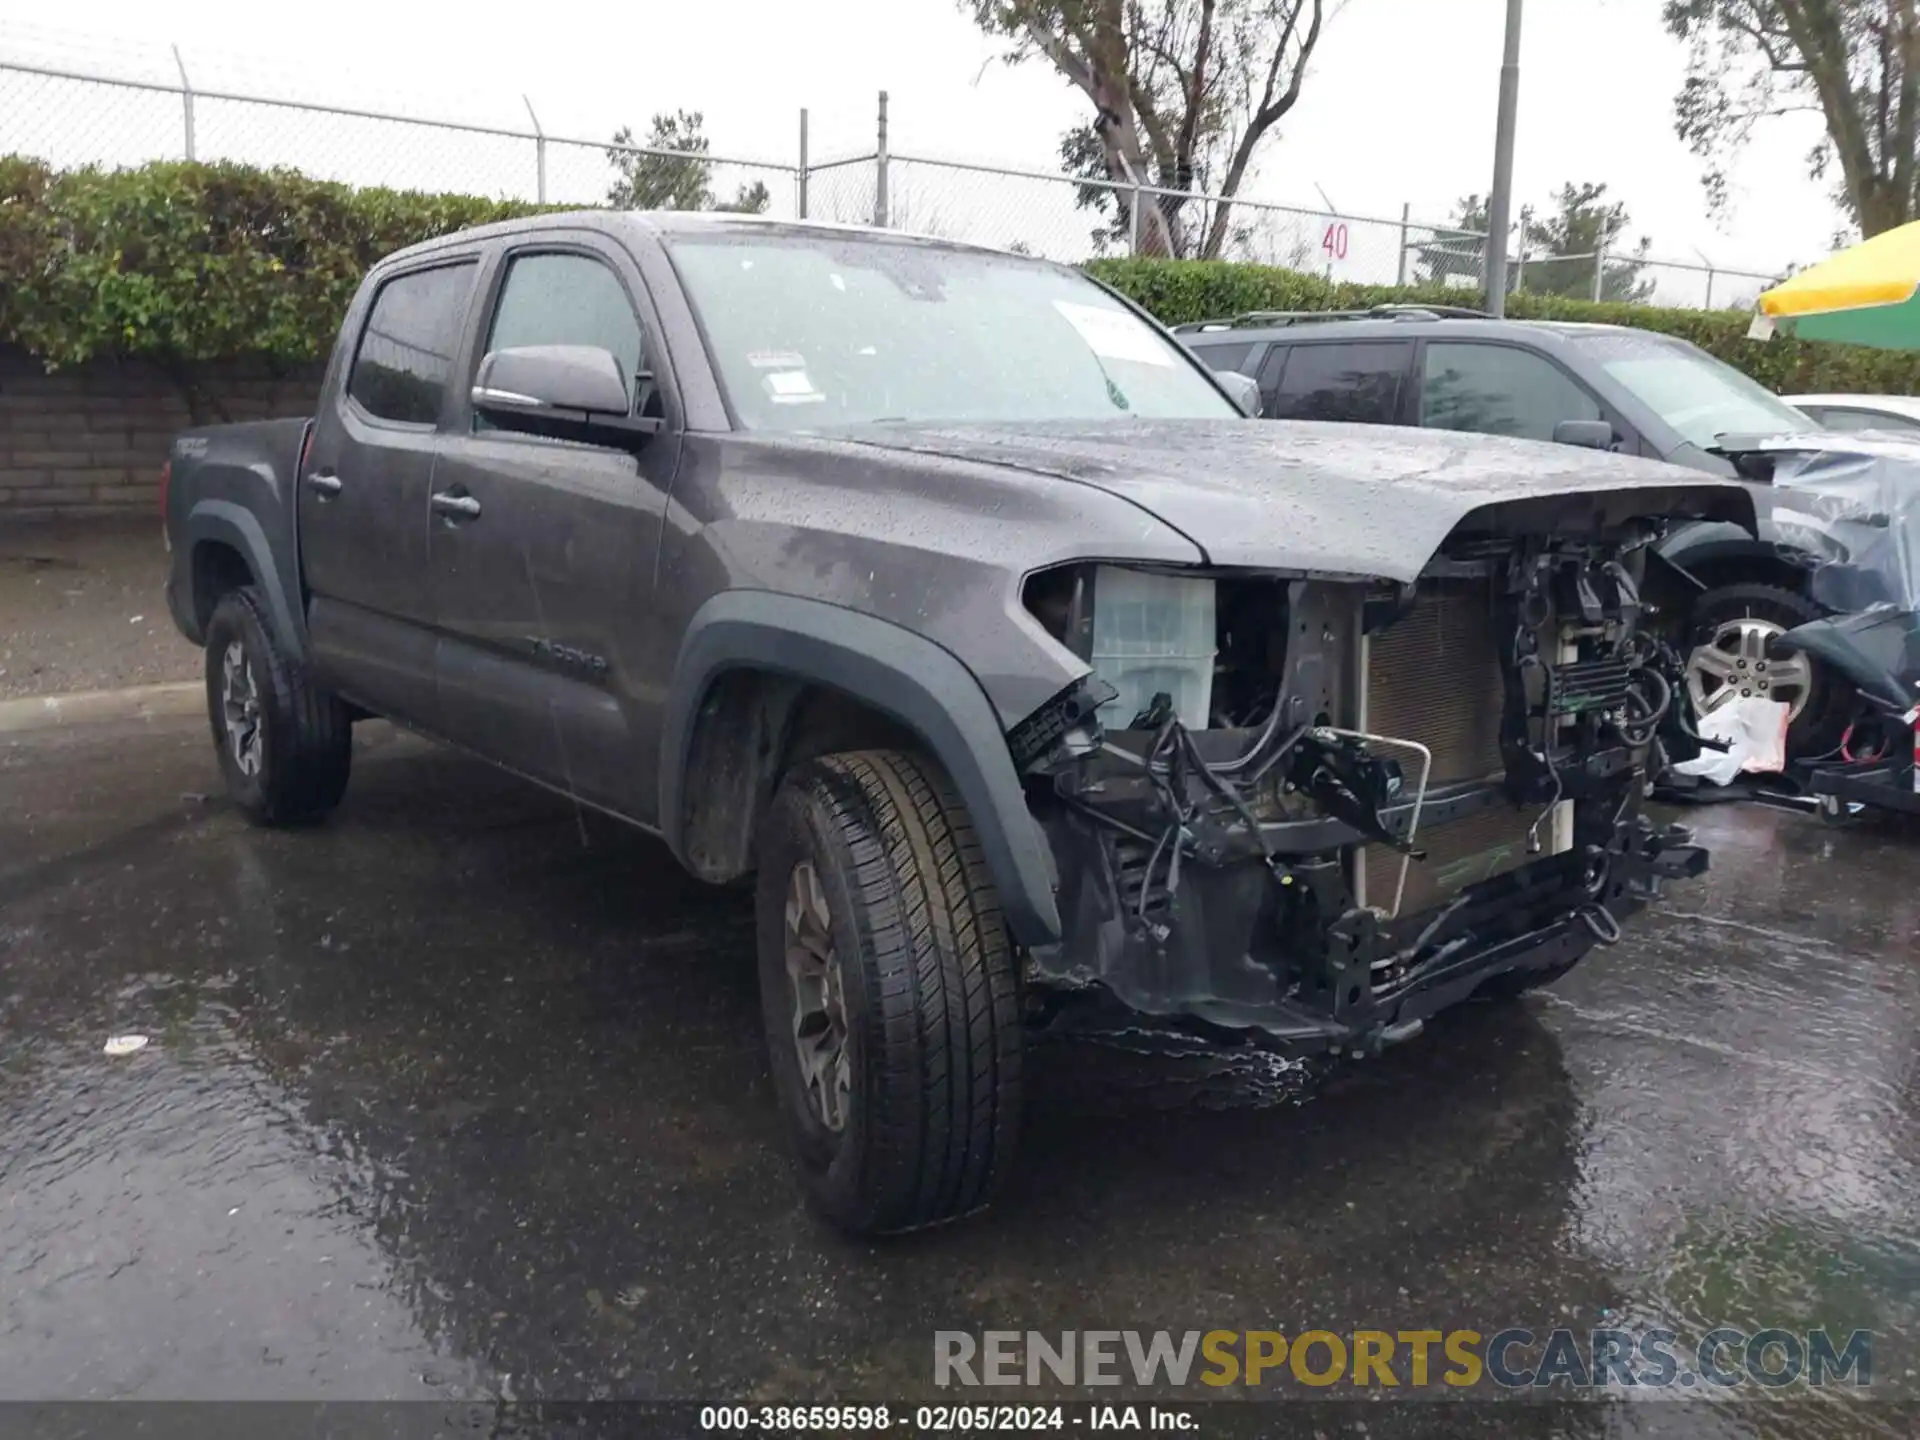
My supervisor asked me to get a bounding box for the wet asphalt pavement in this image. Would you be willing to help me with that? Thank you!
[2,714,1917,1437]
[0,521,198,700]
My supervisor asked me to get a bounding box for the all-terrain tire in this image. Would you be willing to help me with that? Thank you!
[754,749,1023,1235]
[203,586,352,826]
[1688,582,1852,759]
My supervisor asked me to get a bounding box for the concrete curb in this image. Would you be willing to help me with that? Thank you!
[0,682,202,735]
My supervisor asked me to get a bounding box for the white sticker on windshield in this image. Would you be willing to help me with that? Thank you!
[1053,300,1173,366]
[765,370,825,404]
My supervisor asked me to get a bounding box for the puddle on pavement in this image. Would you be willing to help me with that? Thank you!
[0,727,1913,1430]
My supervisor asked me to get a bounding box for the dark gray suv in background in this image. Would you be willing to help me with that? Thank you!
[1179,309,1850,756]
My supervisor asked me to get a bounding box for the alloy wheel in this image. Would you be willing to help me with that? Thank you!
[1684,616,1813,723]
[783,859,851,1132]
[220,640,264,776]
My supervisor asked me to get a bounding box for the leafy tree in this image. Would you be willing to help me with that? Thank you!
[967,0,1327,258]
[1522,182,1654,304]
[605,110,770,214]
[1059,119,1273,258]
[1413,185,1652,303]
[1061,122,1130,254]
[1410,193,1490,289]
[1664,1,1920,236]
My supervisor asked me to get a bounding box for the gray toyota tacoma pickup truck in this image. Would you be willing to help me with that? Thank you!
[163,211,1754,1234]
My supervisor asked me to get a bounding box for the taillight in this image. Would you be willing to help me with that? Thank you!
[1909,704,1920,796]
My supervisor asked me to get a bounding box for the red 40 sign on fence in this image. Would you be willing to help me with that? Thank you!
[1322,221,1349,262]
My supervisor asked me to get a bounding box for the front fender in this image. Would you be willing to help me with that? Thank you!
[659,591,1063,947]
[1656,518,1823,578]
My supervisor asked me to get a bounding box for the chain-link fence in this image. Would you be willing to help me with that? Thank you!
[0,52,1784,310]
[0,59,803,214]
[878,155,1414,282]
[804,157,884,228]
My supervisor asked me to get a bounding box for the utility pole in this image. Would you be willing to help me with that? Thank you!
[173,44,196,162]
[523,96,546,204]
[798,108,810,219]
[874,91,890,228]
[1483,0,1524,316]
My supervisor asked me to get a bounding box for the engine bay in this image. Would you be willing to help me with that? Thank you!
[1011,517,1707,1052]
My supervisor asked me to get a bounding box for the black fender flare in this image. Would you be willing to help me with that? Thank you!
[182,498,308,661]
[658,591,1063,947]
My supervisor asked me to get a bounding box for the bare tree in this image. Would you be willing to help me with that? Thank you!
[966,0,1327,257]
[1665,0,1920,236]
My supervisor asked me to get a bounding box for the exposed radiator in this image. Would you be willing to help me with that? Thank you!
[1364,583,1505,785]
[1362,582,1541,917]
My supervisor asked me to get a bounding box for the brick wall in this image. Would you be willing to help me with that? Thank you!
[0,346,324,523]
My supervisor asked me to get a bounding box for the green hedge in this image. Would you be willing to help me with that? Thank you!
[3,156,1918,399]
[1086,257,1920,397]
[0,156,540,368]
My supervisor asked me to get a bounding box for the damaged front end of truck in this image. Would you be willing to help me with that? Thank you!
[1010,493,1744,1056]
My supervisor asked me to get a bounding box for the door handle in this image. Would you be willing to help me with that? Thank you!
[306,471,342,497]
[431,491,482,520]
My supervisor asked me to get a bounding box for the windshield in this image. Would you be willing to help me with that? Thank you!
[1572,330,1810,449]
[664,231,1237,430]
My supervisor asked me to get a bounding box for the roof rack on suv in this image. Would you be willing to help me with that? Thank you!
[1172,303,1491,334]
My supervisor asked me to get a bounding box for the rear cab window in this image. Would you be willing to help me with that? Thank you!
[1264,342,1413,424]
[346,263,477,426]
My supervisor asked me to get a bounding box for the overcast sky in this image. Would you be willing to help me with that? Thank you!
[1,1,1837,303]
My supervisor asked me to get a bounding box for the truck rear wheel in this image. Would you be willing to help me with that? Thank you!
[754,749,1023,1235]
[203,587,352,826]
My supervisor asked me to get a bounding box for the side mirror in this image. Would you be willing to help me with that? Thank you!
[471,345,661,449]
[1552,418,1616,451]
[1216,369,1263,418]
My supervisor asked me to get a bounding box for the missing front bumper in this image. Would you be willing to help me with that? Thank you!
[1031,798,1703,1056]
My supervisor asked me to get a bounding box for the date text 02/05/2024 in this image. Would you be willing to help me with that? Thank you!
[697,1405,1187,1432]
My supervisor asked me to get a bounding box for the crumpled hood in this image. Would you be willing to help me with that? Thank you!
[831,418,1756,581]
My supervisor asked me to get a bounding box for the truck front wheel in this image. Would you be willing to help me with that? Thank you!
[203,587,352,825]
[754,749,1023,1235]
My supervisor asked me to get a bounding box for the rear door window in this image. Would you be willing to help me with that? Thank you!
[1420,341,1603,443]
[1266,342,1413,424]
[346,263,477,426]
